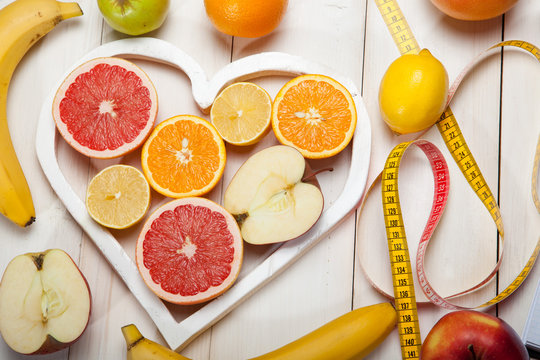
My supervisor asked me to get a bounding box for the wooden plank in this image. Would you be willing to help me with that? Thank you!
[497,0,540,336]
[72,1,233,358]
[208,1,368,359]
[0,0,101,358]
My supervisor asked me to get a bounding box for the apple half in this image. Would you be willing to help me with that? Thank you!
[0,249,91,355]
[224,145,324,245]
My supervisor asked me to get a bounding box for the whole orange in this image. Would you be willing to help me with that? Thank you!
[204,0,288,38]
[430,0,519,21]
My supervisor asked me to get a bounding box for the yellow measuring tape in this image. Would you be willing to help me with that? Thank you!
[382,140,449,358]
[372,0,540,358]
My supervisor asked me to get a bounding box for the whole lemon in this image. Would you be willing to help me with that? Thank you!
[379,49,449,134]
[204,0,288,38]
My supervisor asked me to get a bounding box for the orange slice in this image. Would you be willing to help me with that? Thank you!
[86,165,151,229]
[210,82,272,146]
[141,115,226,198]
[271,74,357,159]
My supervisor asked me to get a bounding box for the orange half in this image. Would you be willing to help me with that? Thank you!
[271,74,357,159]
[141,115,226,198]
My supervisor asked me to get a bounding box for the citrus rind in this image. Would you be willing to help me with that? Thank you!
[378,49,449,135]
[204,0,288,38]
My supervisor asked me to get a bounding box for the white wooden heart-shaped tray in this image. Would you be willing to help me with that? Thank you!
[35,37,371,351]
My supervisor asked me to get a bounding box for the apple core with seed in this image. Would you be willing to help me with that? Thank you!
[224,145,324,245]
[0,249,91,355]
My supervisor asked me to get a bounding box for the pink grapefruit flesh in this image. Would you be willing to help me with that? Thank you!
[52,57,158,159]
[136,197,243,305]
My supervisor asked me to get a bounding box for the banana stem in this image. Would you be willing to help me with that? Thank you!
[57,1,83,20]
[121,324,144,349]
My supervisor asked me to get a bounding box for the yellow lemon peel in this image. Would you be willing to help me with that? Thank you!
[379,49,449,134]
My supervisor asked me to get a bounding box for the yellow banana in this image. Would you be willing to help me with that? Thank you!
[122,324,192,360]
[249,302,397,360]
[0,0,82,227]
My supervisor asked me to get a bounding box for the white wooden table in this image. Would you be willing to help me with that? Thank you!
[1,0,539,359]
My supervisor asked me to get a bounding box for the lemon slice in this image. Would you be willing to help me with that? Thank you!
[210,82,272,146]
[86,165,151,229]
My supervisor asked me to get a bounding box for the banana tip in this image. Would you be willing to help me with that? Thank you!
[25,216,36,227]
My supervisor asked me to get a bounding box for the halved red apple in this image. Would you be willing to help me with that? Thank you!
[224,145,324,245]
[0,249,91,354]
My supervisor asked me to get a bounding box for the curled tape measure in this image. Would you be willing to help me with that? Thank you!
[369,0,540,358]
[382,140,449,359]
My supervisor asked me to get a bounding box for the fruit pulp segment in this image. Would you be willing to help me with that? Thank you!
[142,204,235,296]
[211,82,271,143]
[276,79,353,152]
[86,165,150,228]
[59,63,153,151]
[146,120,222,193]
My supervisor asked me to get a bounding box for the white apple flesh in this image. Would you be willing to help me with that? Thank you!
[224,145,324,245]
[0,249,91,355]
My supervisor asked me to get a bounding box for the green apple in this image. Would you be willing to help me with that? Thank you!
[97,0,170,36]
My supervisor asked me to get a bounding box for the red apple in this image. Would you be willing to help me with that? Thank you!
[421,310,528,359]
[0,249,91,354]
[429,0,519,21]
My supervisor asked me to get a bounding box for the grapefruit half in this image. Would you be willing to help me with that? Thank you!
[52,57,158,159]
[136,197,243,305]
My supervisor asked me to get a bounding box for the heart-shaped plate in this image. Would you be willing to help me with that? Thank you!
[35,37,371,351]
